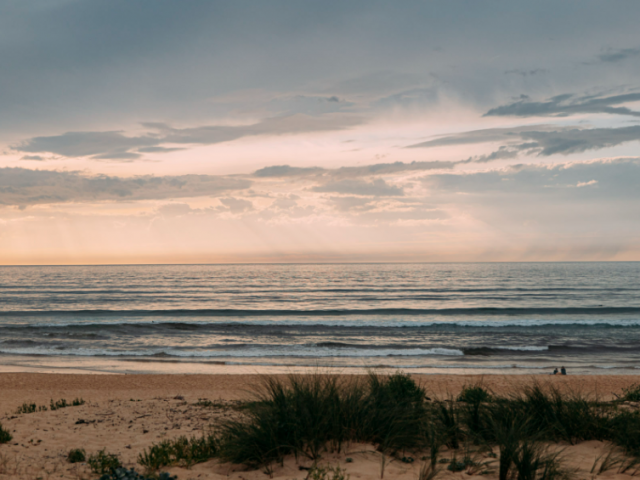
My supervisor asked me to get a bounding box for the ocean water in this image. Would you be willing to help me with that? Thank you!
[1,263,639,374]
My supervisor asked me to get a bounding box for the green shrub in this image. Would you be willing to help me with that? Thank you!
[138,433,218,470]
[88,450,122,475]
[0,423,12,443]
[68,448,86,463]
[457,386,492,403]
[620,384,640,402]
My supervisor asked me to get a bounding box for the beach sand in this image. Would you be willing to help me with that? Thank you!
[1,373,640,480]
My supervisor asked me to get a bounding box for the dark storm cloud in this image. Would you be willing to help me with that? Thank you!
[0,168,251,206]
[13,114,363,160]
[409,125,640,156]
[311,179,403,196]
[484,92,640,118]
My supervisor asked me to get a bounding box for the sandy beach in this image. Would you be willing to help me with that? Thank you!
[2,373,640,480]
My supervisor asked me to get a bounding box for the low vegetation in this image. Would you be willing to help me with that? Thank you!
[157,372,640,475]
[67,448,86,463]
[15,398,85,414]
[97,467,176,480]
[88,450,122,475]
[618,384,640,402]
[0,423,12,444]
[138,434,218,471]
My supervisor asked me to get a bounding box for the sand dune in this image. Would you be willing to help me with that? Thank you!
[1,373,640,480]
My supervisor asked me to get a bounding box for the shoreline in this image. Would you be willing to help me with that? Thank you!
[3,353,639,376]
[2,372,639,413]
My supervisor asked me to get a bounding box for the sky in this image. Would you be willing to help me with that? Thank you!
[1,0,640,264]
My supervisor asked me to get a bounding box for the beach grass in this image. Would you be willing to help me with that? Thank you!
[204,372,640,473]
[0,423,12,444]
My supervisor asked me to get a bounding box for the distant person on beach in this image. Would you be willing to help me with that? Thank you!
[552,368,558,375]
[561,366,567,375]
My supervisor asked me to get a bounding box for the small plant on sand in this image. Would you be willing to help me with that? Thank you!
[88,450,122,475]
[67,448,86,463]
[308,465,349,480]
[16,403,47,414]
[0,423,12,444]
[49,398,85,411]
[619,384,640,402]
[98,467,176,480]
[138,433,218,471]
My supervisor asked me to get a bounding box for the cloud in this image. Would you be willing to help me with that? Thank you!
[254,165,325,178]
[137,146,185,153]
[594,48,640,64]
[461,147,520,163]
[253,160,456,179]
[484,92,640,118]
[15,131,160,159]
[311,178,403,196]
[521,126,640,155]
[0,167,251,206]
[328,195,376,211]
[13,114,364,160]
[426,157,640,199]
[504,69,549,76]
[408,124,640,156]
[219,197,254,213]
[407,125,559,148]
[21,155,45,161]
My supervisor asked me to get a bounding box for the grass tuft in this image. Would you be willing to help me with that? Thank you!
[138,433,218,471]
[457,385,492,403]
[619,384,640,402]
[67,448,86,463]
[88,450,121,475]
[0,423,12,444]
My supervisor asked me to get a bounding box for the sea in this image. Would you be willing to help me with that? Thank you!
[0,263,639,375]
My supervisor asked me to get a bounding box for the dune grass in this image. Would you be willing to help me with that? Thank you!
[15,398,85,414]
[0,423,12,444]
[128,373,640,476]
[138,433,219,471]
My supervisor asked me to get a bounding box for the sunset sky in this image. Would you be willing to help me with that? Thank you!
[1,0,639,264]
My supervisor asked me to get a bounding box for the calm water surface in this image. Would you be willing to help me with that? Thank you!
[0,263,639,374]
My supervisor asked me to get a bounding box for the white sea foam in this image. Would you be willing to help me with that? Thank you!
[0,345,465,358]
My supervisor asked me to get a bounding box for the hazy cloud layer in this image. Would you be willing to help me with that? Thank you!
[254,161,456,179]
[409,125,640,156]
[594,48,640,64]
[311,178,404,196]
[13,114,363,160]
[2,2,640,261]
[485,92,640,118]
[0,168,251,206]
[426,158,640,199]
